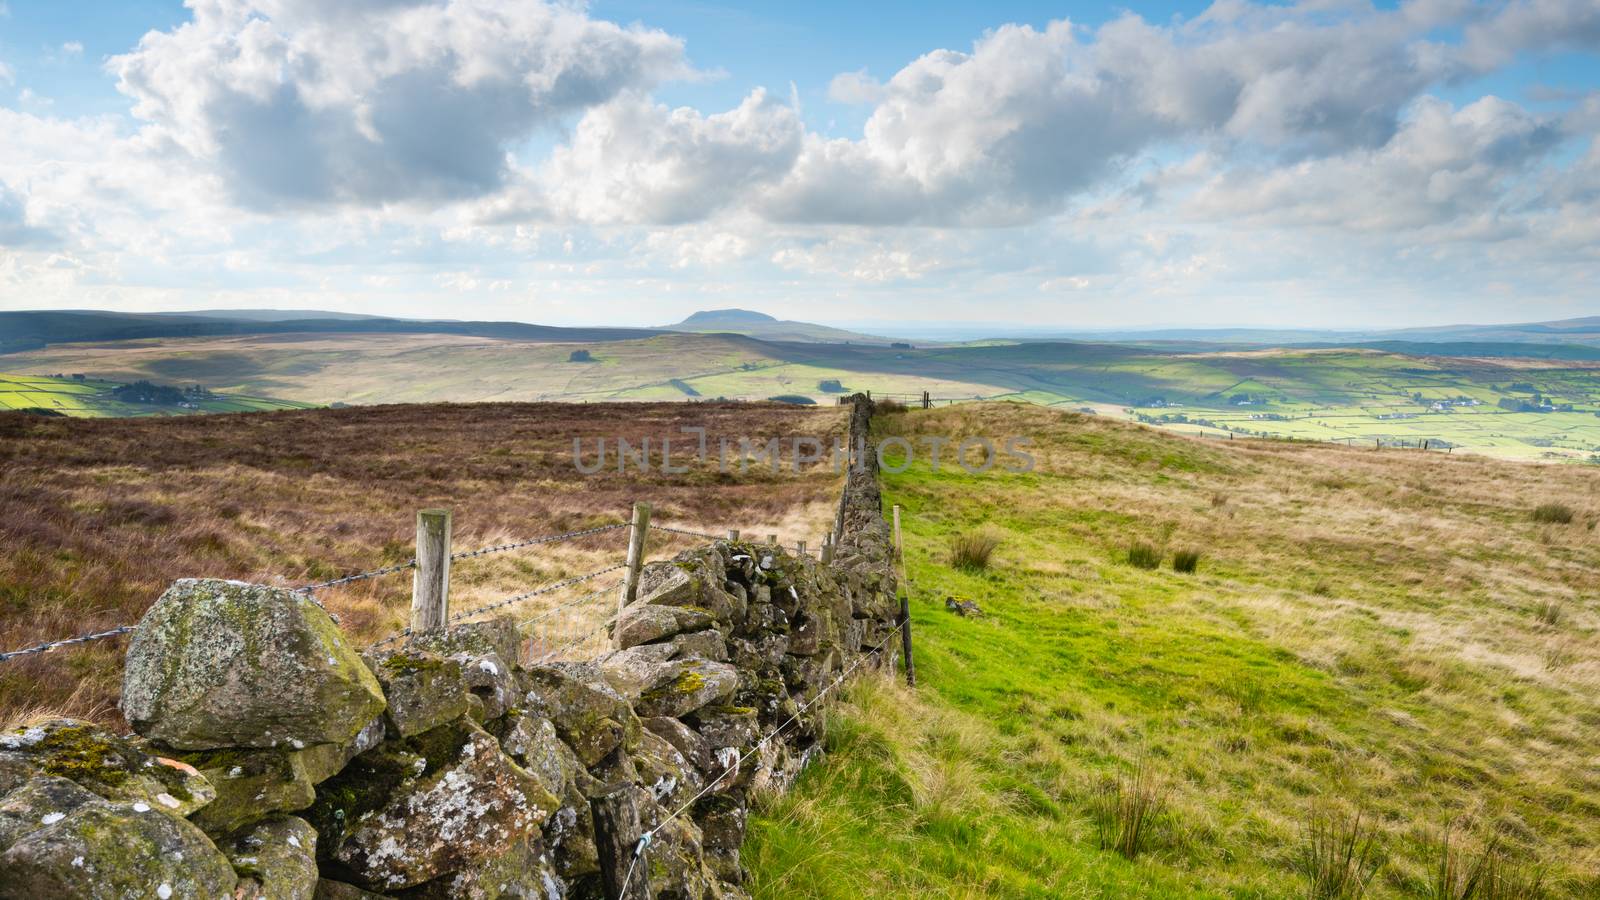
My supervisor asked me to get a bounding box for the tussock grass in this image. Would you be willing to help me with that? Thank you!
[1429,826,1549,900]
[873,398,908,414]
[1530,503,1573,524]
[1298,807,1384,899]
[947,528,1001,571]
[750,403,1600,898]
[1126,540,1162,569]
[1533,599,1564,627]
[1171,547,1202,573]
[1091,757,1168,860]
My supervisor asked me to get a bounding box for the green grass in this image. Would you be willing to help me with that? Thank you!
[745,404,1600,898]
[0,372,308,418]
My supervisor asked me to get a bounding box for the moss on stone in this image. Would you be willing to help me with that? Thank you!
[29,724,133,789]
[640,670,706,705]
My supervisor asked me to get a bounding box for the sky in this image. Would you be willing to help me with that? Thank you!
[0,1,1598,330]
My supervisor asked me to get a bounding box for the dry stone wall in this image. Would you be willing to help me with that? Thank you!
[0,395,899,899]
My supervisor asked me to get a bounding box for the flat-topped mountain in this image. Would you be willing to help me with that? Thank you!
[664,308,904,344]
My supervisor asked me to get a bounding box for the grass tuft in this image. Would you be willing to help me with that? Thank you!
[1090,757,1167,860]
[948,528,1001,571]
[1530,503,1573,524]
[1297,807,1385,899]
[1533,599,1563,627]
[1171,548,1201,574]
[1429,825,1548,900]
[1126,540,1162,570]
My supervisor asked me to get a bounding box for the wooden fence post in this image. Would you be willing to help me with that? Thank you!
[922,390,930,410]
[821,535,834,564]
[410,508,452,633]
[592,788,653,899]
[767,533,777,544]
[892,505,902,560]
[796,540,806,557]
[727,529,740,540]
[892,505,914,687]
[615,502,651,645]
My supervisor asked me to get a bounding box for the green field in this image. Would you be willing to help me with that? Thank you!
[0,372,309,417]
[5,334,1599,459]
[746,403,1600,898]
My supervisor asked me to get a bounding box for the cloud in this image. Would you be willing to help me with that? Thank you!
[109,0,686,210]
[537,88,803,224]
[760,4,1475,226]
[1461,0,1600,70]
[1183,96,1563,235]
[0,183,59,248]
[62,41,84,56]
[0,60,12,85]
[826,70,883,105]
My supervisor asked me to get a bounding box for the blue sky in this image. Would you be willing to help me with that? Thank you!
[1,0,1598,329]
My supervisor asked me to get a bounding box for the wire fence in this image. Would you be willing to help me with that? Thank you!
[0,515,824,668]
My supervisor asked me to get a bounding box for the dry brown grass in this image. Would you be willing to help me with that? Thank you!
[0,401,847,728]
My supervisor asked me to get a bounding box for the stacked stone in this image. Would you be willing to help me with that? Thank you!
[0,395,897,898]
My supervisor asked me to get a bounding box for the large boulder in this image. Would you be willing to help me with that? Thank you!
[0,776,99,853]
[667,629,729,662]
[395,836,564,899]
[0,719,214,817]
[225,815,319,900]
[495,712,568,799]
[0,797,237,899]
[367,651,470,739]
[312,718,559,892]
[521,664,638,768]
[614,604,714,650]
[634,660,739,720]
[123,579,386,751]
[406,618,521,668]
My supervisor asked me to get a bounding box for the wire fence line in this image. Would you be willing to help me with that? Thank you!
[0,515,820,667]
[0,626,139,664]
[622,613,911,894]
[366,565,627,652]
[448,522,629,562]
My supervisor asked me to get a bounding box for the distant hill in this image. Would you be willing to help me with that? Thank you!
[663,308,906,345]
[678,309,778,326]
[0,310,668,354]
[959,316,1600,353]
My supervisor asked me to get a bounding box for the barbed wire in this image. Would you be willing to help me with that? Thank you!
[628,611,909,877]
[647,524,726,541]
[297,560,417,594]
[450,522,627,561]
[0,625,137,664]
[533,608,624,664]
[367,564,627,651]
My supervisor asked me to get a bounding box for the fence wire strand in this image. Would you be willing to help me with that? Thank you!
[0,625,137,664]
[450,522,627,561]
[368,563,627,651]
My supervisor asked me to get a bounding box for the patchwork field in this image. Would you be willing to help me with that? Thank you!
[5,333,1600,460]
[0,372,308,417]
[0,402,847,727]
[748,402,1600,897]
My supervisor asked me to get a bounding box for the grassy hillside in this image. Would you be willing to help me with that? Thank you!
[0,402,846,726]
[747,403,1599,897]
[5,334,1599,460]
[0,372,309,417]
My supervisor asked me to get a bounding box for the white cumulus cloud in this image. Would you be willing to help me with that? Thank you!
[109,0,686,210]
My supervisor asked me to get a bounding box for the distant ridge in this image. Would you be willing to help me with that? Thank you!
[678,309,778,326]
[663,308,905,345]
[0,310,668,355]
